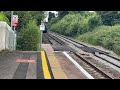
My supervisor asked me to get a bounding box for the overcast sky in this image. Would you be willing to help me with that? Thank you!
[49,11,58,14]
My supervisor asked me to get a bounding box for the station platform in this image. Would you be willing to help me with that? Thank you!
[42,44,87,79]
[42,44,68,79]
[0,50,53,79]
[0,44,88,79]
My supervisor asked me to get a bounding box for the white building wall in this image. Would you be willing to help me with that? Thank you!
[0,21,15,51]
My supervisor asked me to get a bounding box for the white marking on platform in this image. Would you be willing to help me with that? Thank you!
[63,51,94,79]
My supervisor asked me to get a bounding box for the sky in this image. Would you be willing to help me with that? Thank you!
[49,11,58,14]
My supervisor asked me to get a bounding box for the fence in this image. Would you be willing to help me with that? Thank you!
[0,21,16,51]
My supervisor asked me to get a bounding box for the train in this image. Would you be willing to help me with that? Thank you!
[43,22,48,33]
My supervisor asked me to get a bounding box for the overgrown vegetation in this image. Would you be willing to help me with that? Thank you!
[1,11,120,55]
[0,12,10,25]
[49,11,120,55]
[50,11,101,36]
[96,11,120,26]
[14,11,44,32]
[76,25,120,55]
[15,11,44,51]
[17,20,40,51]
[1,11,44,51]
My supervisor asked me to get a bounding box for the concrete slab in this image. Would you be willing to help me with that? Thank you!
[26,53,37,79]
[0,51,41,79]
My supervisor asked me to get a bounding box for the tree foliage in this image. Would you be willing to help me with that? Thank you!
[2,11,44,32]
[28,11,44,25]
[57,11,69,19]
[48,11,120,55]
[0,11,44,51]
[48,12,55,22]
[77,25,120,55]
[14,11,44,32]
[97,11,120,26]
[50,12,101,36]
[17,20,40,51]
[0,12,10,25]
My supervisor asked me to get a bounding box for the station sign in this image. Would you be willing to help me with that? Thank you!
[40,23,45,31]
[12,15,18,27]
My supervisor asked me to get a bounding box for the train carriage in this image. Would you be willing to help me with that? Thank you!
[43,22,48,33]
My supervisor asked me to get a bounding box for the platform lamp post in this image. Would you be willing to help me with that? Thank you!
[40,20,45,51]
[11,11,14,51]
[11,11,13,30]
[11,11,18,51]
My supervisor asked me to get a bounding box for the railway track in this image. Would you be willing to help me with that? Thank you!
[46,33,63,45]
[49,32,120,68]
[43,33,73,51]
[43,32,120,79]
[72,52,113,79]
[43,33,53,44]
[49,32,109,54]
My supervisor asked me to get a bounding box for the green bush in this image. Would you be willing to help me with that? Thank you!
[88,15,102,30]
[76,25,120,55]
[0,13,10,25]
[113,44,120,55]
[50,12,101,37]
[17,19,40,51]
[48,17,60,27]
[49,11,120,55]
[97,11,120,26]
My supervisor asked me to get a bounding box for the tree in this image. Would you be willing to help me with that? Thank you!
[88,14,102,30]
[14,11,44,32]
[57,11,69,19]
[17,20,40,51]
[13,11,33,32]
[28,11,44,25]
[48,12,55,22]
[69,11,86,14]
[48,17,59,27]
[97,11,120,26]
[50,11,102,36]
[1,11,11,20]
[0,12,10,25]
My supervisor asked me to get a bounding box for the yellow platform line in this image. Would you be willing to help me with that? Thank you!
[47,54,68,79]
[41,51,51,79]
